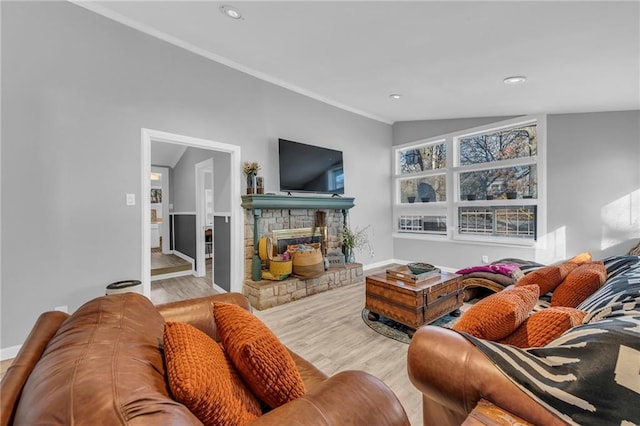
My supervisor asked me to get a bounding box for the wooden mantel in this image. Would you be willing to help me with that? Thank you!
[241,194,356,281]
[241,194,355,211]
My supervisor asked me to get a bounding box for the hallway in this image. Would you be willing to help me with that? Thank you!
[150,258,218,304]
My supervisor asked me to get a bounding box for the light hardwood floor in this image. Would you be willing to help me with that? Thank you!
[150,258,219,304]
[254,272,423,425]
[151,252,192,276]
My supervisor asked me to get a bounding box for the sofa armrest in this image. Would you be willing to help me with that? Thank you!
[407,326,566,426]
[462,399,534,425]
[250,371,409,426]
[1,311,69,426]
[156,293,251,340]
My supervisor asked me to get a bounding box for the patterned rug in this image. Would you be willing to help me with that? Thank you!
[361,308,459,344]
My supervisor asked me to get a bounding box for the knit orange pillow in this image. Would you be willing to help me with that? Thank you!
[453,285,539,341]
[499,307,587,348]
[515,263,576,295]
[567,252,593,265]
[551,261,607,308]
[163,322,261,425]
[514,253,592,295]
[213,302,306,408]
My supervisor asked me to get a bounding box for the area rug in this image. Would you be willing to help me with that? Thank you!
[361,308,460,344]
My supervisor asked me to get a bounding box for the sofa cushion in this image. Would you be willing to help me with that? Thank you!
[551,262,607,308]
[14,293,200,425]
[163,322,261,425]
[213,301,306,408]
[515,252,592,295]
[452,285,539,340]
[499,307,587,348]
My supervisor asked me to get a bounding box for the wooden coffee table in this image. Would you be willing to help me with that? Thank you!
[365,271,463,337]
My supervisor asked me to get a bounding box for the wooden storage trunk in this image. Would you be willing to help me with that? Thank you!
[365,272,462,329]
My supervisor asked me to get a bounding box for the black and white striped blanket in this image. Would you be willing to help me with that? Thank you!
[463,255,640,425]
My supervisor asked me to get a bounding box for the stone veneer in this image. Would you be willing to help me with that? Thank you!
[244,263,364,310]
[243,207,362,310]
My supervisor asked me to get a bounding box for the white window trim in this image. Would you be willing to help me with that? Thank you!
[392,115,547,248]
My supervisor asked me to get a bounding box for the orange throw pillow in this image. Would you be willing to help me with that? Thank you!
[213,301,306,408]
[500,307,587,348]
[551,261,607,308]
[163,322,261,425]
[514,253,592,295]
[567,252,593,265]
[515,263,577,295]
[453,285,539,341]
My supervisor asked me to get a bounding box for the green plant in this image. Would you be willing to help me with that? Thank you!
[342,225,370,250]
[243,161,260,176]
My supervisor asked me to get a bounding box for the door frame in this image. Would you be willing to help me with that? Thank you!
[195,159,213,279]
[141,128,242,298]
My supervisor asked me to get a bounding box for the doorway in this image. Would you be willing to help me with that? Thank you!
[195,158,213,280]
[141,129,243,299]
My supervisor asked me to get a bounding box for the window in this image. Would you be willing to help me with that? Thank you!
[458,206,536,239]
[398,215,447,234]
[393,116,545,245]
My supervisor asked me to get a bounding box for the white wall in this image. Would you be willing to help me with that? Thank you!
[392,111,640,269]
[1,2,392,350]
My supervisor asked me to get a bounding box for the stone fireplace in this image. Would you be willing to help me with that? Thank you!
[241,194,363,309]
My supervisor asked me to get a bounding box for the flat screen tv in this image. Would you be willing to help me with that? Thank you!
[278,139,344,195]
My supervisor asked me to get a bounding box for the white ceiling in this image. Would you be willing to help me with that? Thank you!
[77,1,640,124]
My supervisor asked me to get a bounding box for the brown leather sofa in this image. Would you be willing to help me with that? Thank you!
[407,326,565,426]
[1,292,409,425]
[407,254,640,426]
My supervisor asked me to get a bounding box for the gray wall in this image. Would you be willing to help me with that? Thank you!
[214,154,232,213]
[172,147,214,212]
[392,110,640,268]
[214,216,232,291]
[1,2,392,349]
[172,214,196,260]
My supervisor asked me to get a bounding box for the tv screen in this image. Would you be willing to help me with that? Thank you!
[278,139,344,194]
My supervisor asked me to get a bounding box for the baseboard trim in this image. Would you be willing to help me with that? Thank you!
[212,283,227,294]
[151,269,194,281]
[172,250,194,265]
[362,259,398,271]
[1,345,21,361]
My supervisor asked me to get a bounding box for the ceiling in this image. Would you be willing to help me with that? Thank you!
[76,1,639,124]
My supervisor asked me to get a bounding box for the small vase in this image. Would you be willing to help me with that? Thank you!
[246,175,256,195]
[344,247,351,263]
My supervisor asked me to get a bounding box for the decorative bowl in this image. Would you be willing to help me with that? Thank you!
[407,262,435,275]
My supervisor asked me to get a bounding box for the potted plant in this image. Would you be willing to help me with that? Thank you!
[341,224,371,263]
[243,161,261,194]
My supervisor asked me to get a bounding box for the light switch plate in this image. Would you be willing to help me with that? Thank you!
[126,193,136,206]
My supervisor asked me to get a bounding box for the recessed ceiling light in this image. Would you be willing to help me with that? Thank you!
[503,76,527,85]
[389,94,402,99]
[220,5,243,20]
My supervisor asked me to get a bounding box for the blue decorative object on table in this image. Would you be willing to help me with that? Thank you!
[407,262,436,275]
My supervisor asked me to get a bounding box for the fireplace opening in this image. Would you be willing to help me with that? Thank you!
[271,227,327,256]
